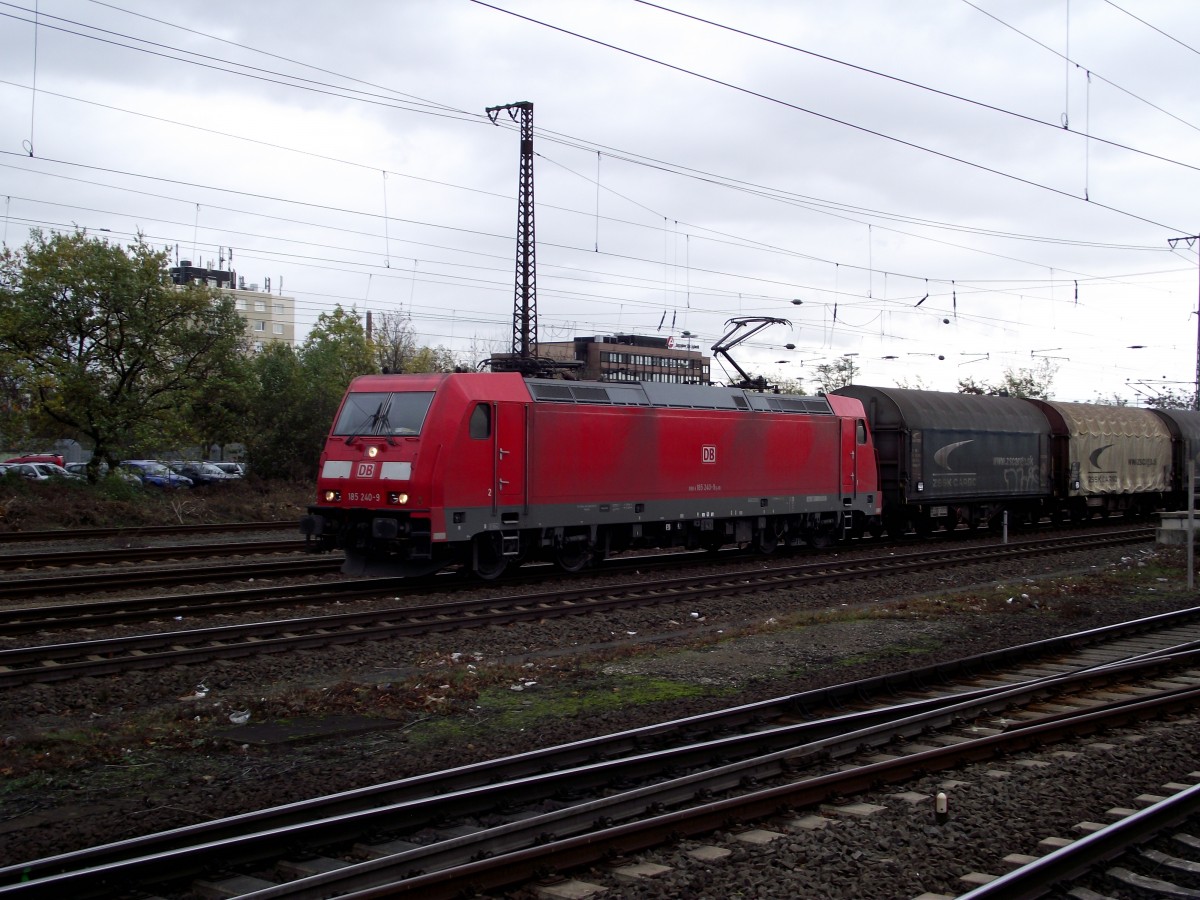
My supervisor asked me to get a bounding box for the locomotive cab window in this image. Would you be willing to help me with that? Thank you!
[469,403,492,439]
[333,391,434,438]
[857,420,867,444]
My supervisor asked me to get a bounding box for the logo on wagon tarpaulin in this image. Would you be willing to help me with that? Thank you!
[701,445,717,464]
[1089,444,1114,472]
[932,440,973,471]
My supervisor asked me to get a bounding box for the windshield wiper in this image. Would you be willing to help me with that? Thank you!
[344,396,397,445]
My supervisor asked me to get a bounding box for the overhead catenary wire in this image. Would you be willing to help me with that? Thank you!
[468,0,1191,233]
[5,0,1195,237]
[7,149,1180,327]
[1,1,1195,399]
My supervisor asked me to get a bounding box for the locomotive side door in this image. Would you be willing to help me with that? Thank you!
[840,417,861,498]
[494,401,528,513]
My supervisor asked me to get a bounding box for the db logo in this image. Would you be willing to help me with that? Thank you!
[356,462,376,478]
[701,445,717,464]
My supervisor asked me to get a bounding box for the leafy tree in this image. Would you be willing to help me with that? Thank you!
[248,306,377,480]
[245,342,311,480]
[372,309,457,374]
[189,350,257,455]
[773,376,806,395]
[1140,386,1197,410]
[957,360,1057,399]
[404,345,457,373]
[894,375,931,391]
[811,356,859,393]
[0,229,249,478]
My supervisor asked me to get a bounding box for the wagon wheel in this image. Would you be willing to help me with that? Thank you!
[470,532,508,581]
[554,541,593,573]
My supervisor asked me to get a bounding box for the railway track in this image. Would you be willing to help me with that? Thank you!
[0,520,296,544]
[0,538,307,571]
[960,781,1200,899]
[3,606,1199,898]
[0,528,1153,685]
[0,520,1150,601]
[0,527,1146,633]
[0,556,342,600]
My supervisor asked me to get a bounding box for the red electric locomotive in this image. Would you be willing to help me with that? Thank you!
[300,372,881,578]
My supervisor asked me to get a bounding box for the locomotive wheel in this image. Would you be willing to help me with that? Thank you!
[471,533,507,581]
[756,528,780,555]
[554,542,593,573]
[806,527,836,549]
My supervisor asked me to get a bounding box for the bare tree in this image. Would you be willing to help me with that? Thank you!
[371,310,419,373]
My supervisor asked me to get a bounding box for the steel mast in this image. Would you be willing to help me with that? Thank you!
[487,101,538,373]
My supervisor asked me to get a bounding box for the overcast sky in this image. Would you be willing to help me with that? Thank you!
[2,0,1199,402]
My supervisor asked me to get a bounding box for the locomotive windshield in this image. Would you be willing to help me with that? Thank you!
[334,391,434,439]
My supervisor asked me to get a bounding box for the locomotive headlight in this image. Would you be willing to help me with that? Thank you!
[388,492,409,505]
[323,489,342,502]
[367,446,379,458]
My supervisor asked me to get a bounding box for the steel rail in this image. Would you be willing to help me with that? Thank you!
[4,642,1198,899]
[957,781,1200,900]
[320,683,1200,900]
[0,577,408,635]
[0,528,1141,632]
[0,539,307,570]
[0,557,342,600]
[0,529,1157,685]
[0,520,295,544]
[0,524,1149,604]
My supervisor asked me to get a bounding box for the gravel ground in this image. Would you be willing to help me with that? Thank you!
[1,536,1197,893]
[579,716,1200,900]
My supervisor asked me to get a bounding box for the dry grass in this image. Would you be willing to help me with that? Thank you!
[0,475,313,531]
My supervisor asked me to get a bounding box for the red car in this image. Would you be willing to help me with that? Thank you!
[301,373,880,578]
[5,454,65,467]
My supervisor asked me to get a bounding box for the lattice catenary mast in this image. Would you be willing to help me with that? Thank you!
[486,101,538,369]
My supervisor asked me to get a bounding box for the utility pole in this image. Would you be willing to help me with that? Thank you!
[487,101,537,370]
[1167,235,1200,410]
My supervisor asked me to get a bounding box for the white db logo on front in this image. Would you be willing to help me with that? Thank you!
[702,445,717,464]
[356,462,376,478]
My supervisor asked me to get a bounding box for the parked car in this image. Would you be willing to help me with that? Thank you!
[120,460,193,488]
[167,461,240,486]
[211,461,245,477]
[5,454,65,467]
[1,462,83,482]
[1,462,52,481]
[31,462,84,481]
[68,461,142,485]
